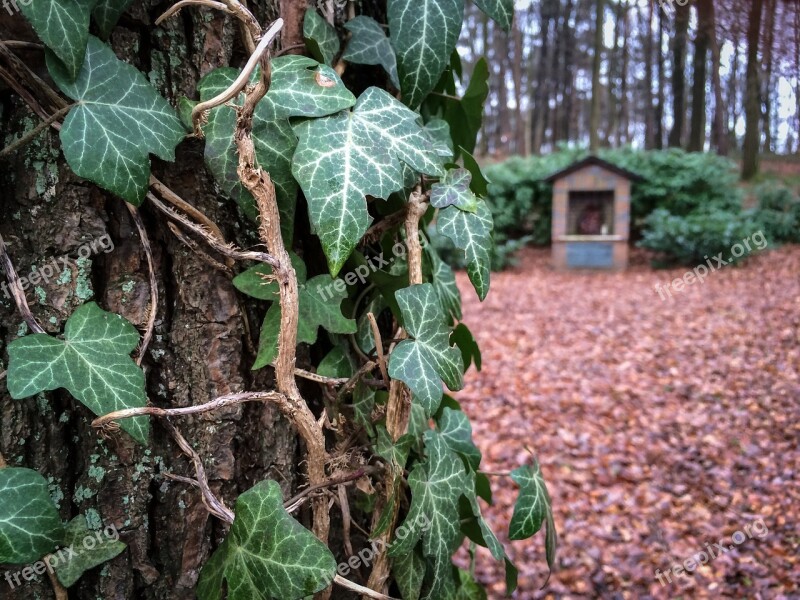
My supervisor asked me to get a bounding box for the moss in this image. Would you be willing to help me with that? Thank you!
[84,508,102,530]
[75,256,94,300]
[48,477,65,509]
[88,465,106,483]
[74,484,96,503]
[35,286,47,304]
[16,321,28,337]
[57,268,72,284]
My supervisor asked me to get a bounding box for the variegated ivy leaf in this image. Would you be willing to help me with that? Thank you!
[428,248,462,323]
[356,292,389,354]
[7,302,149,444]
[196,480,337,600]
[54,515,126,587]
[424,118,454,160]
[438,407,481,471]
[443,58,490,158]
[437,202,494,301]
[471,0,514,31]
[0,468,64,565]
[293,87,445,275]
[389,431,470,599]
[375,426,415,467]
[392,549,425,600]
[304,8,340,66]
[233,256,356,370]
[19,0,95,80]
[198,58,354,242]
[92,0,134,38]
[388,284,463,416]
[316,345,356,378]
[451,323,481,372]
[510,460,557,582]
[509,461,553,540]
[47,36,185,205]
[388,0,464,108]
[431,168,479,212]
[343,16,400,89]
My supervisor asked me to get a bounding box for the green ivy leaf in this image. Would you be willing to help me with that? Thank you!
[388,0,464,108]
[437,407,481,471]
[451,323,481,372]
[7,302,150,444]
[304,9,340,66]
[392,549,426,600]
[388,284,463,416]
[54,516,126,587]
[47,36,185,205]
[92,0,134,38]
[389,431,470,599]
[196,480,336,600]
[471,0,514,30]
[437,202,494,301]
[292,87,444,275]
[234,257,357,369]
[431,168,479,212]
[424,118,454,160]
[355,292,388,354]
[443,58,490,157]
[509,461,553,540]
[428,248,462,323]
[316,345,355,378]
[0,468,64,565]
[19,0,94,81]
[375,426,415,467]
[460,148,491,197]
[456,568,488,599]
[343,16,400,89]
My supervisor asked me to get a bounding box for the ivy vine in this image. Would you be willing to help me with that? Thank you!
[1,0,556,598]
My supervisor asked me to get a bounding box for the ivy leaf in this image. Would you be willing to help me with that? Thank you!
[460,148,491,197]
[304,9,340,66]
[392,549,426,600]
[437,202,494,301]
[196,480,337,600]
[428,248,462,322]
[437,407,481,471]
[356,292,388,354]
[443,58,490,157]
[0,468,64,565]
[47,35,185,205]
[471,0,514,31]
[316,344,356,379]
[456,568,488,599]
[7,302,150,444]
[92,0,134,38]
[388,0,464,108]
[389,431,470,599]
[509,461,553,541]
[431,168,479,212]
[54,515,126,587]
[451,323,481,372]
[19,0,94,81]
[293,87,445,275]
[343,16,400,89]
[375,426,415,467]
[388,284,463,416]
[424,118,454,160]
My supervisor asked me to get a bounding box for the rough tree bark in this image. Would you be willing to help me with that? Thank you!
[0,2,368,598]
[589,0,604,151]
[689,0,711,152]
[668,2,689,148]
[742,0,764,180]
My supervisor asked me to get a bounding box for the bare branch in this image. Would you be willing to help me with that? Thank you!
[0,232,45,334]
[367,313,389,388]
[0,105,72,160]
[126,205,158,365]
[333,575,399,600]
[155,0,235,26]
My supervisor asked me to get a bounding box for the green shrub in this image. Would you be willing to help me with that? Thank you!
[751,183,800,243]
[638,207,764,266]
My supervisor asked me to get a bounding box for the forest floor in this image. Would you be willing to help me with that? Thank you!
[453,244,800,599]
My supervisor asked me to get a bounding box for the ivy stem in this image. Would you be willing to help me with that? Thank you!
[0,232,45,334]
[0,451,7,469]
[125,204,158,366]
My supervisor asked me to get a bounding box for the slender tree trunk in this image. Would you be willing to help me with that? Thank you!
[644,0,656,149]
[761,0,776,154]
[742,0,764,180]
[656,5,666,149]
[668,2,690,148]
[589,0,604,151]
[689,0,711,152]
[619,1,630,145]
[512,15,527,155]
[708,0,729,155]
[529,3,551,154]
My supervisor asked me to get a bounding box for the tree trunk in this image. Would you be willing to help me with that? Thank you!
[512,15,527,155]
[0,2,362,598]
[655,5,666,149]
[689,0,711,152]
[644,0,656,149]
[589,0,604,151]
[761,0,776,154]
[742,0,764,180]
[668,2,690,148]
[708,0,729,155]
